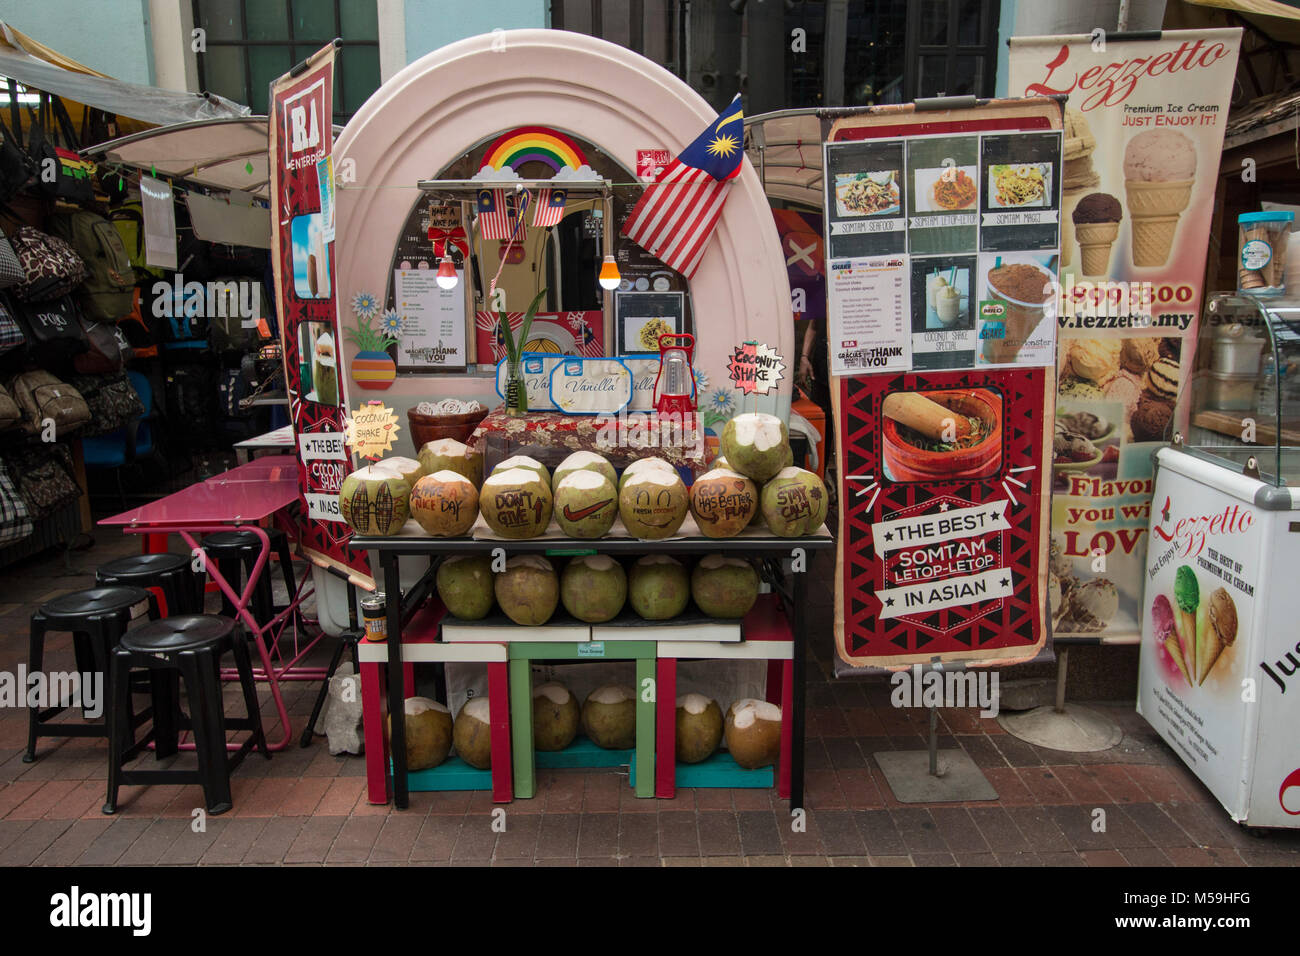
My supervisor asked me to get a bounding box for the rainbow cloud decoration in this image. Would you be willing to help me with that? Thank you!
[473,126,594,180]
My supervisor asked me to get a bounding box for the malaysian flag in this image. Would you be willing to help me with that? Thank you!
[623,93,744,278]
[476,188,526,241]
[532,187,567,228]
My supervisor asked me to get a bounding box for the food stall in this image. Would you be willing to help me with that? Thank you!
[270,31,833,809]
[1137,289,1300,828]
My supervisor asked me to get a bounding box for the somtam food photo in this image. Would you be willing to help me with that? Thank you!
[880,389,1003,481]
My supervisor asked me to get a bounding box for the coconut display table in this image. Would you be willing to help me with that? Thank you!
[351,523,834,810]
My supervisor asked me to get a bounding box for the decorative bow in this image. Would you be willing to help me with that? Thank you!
[428,226,468,258]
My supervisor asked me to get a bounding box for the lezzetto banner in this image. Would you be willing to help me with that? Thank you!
[1009,29,1241,642]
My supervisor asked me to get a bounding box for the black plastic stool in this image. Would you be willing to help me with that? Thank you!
[104,615,270,816]
[200,529,295,626]
[25,586,158,762]
[96,552,198,618]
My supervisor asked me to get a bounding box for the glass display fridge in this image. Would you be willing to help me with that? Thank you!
[1136,292,1300,828]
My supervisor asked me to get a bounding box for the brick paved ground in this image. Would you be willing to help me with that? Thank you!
[1,530,1297,866]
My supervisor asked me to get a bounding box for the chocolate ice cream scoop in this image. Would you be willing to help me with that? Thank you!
[1072,192,1123,225]
[1120,338,1158,375]
[1208,587,1237,645]
[1131,394,1174,442]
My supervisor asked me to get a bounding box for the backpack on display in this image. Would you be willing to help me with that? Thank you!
[4,444,81,519]
[0,293,25,357]
[208,277,265,353]
[25,93,95,206]
[73,316,132,374]
[0,459,32,547]
[8,369,91,437]
[0,226,27,290]
[107,201,166,280]
[164,364,216,431]
[0,381,21,431]
[218,366,252,418]
[49,209,135,320]
[68,371,145,437]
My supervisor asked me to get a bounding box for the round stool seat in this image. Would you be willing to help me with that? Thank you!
[203,529,286,556]
[119,615,235,655]
[98,553,189,579]
[42,586,152,621]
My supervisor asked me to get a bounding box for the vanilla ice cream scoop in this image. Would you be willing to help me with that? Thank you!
[1123,129,1197,182]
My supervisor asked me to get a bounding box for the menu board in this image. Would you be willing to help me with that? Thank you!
[827,99,1061,675]
[825,130,1062,374]
[393,268,467,370]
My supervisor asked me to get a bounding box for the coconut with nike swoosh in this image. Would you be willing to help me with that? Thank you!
[553,469,618,538]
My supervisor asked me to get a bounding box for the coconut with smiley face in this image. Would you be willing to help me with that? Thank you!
[618,464,688,539]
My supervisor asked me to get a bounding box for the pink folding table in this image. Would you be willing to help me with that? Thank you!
[100,455,322,751]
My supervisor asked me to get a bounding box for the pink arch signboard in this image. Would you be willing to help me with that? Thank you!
[331,29,792,438]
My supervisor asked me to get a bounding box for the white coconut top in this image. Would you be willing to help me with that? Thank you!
[574,554,617,572]
[698,554,751,571]
[623,458,675,479]
[498,455,543,472]
[677,692,713,715]
[731,698,781,728]
[772,466,812,482]
[624,470,681,489]
[483,467,543,488]
[351,464,402,481]
[507,555,553,572]
[383,456,421,472]
[405,697,449,716]
[429,469,474,486]
[560,451,607,469]
[698,468,746,482]
[460,696,490,722]
[732,412,784,452]
[558,470,609,491]
[534,682,571,704]
[635,554,682,568]
[422,438,469,456]
[588,684,634,705]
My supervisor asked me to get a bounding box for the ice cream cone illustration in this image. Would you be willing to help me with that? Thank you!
[1173,565,1198,676]
[1123,130,1197,268]
[1072,192,1122,277]
[1196,587,1238,685]
[1164,635,1192,685]
[1060,110,1100,271]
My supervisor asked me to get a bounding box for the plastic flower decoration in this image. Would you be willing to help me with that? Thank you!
[351,291,379,318]
[379,309,403,338]
[707,389,735,417]
[693,366,710,390]
[344,312,399,354]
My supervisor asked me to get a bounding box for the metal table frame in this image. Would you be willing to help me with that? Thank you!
[352,529,834,811]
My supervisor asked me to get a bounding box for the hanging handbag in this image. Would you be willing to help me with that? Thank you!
[10,226,87,302]
[0,459,33,547]
[73,315,130,374]
[0,293,24,356]
[0,226,26,290]
[16,295,89,359]
[27,93,95,205]
[0,81,34,204]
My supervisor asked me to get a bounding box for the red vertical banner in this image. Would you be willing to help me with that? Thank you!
[269,45,371,583]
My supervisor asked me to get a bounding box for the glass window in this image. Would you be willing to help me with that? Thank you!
[197,0,242,42]
[340,0,379,42]
[202,45,245,105]
[293,0,337,41]
[246,1,288,42]
[341,45,381,116]
[248,46,294,114]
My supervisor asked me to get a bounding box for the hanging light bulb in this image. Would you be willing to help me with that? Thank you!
[598,255,621,291]
[436,254,459,290]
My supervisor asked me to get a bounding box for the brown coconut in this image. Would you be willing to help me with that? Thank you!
[581,684,637,749]
[619,468,688,539]
[724,698,782,769]
[479,467,553,538]
[689,468,758,537]
[409,470,479,536]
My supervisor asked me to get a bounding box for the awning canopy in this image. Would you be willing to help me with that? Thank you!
[744,109,827,210]
[0,20,247,126]
[84,118,275,198]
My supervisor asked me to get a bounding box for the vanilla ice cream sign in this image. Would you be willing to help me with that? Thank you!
[1009,30,1240,643]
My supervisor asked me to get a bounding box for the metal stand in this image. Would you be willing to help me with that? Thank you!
[874,664,998,803]
[996,647,1123,752]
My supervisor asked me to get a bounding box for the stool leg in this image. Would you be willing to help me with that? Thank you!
[216,556,242,620]
[487,660,512,803]
[230,633,269,758]
[159,573,184,619]
[361,661,389,804]
[102,651,133,814]
[185,651,233,815]
[655,658,677,799]
[275,535,295,609]
[24,614,47,762]
[151,670,180,759]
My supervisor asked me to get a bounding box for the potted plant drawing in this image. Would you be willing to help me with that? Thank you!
[346,295,401,391]
[497,288,548,417]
